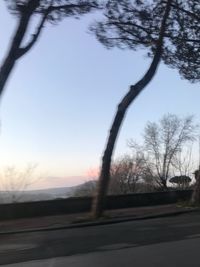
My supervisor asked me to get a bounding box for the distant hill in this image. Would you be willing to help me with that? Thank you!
[0,185,80,204]
[26,186,76,197]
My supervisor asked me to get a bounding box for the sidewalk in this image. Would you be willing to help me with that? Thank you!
[0,204,198,234]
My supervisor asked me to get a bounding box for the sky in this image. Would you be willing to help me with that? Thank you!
[0,3,200,189]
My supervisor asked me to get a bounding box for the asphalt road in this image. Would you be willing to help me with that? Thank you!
[4,238,200,267]
[1,212,200,266]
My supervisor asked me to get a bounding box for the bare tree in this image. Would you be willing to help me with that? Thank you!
[128,141,161,191]
[171,145,195,177]
[168,146,194,190]
[0,164,39,202]
[0,0,100,98]
[109,154,144,194]
[143,114,197,189]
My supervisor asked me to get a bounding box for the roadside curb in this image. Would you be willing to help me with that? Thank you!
[0,208,199,236]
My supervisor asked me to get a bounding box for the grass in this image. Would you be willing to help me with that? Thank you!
[176,200,200,209]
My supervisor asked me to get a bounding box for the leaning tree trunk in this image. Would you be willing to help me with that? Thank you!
[0,56,17,99]
[92,0,173,218]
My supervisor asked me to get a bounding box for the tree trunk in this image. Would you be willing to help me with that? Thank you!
[0,58,16,98]
[0,2,36,98]
[161,178,168,190]
[92,0,173,218]
[191,170,200,205]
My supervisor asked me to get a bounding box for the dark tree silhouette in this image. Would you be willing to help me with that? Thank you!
[169,176,192,189]
[91,0,200,218]
[92,0,173,218]
[91,0,200,82]
[0,0,100,98]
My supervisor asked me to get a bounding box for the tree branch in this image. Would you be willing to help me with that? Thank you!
[47,2,99,13]
[170,2,200,21]
[16,1,99,59]
[16,10,49,59]
[16,18,45,60]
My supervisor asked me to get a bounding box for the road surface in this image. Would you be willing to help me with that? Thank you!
[1,212,200,266]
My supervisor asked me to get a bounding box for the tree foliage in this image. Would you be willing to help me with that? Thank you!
[6,0,99,20]
[91,0,200,82]
[169,175,192,190]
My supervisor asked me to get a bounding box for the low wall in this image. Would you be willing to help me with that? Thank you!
[106,190,192,209]
[0,190,192,220]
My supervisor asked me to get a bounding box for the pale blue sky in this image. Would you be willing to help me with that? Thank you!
[0,3,200,188]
